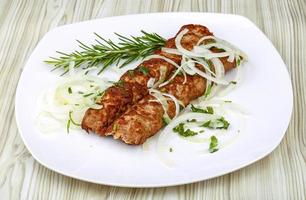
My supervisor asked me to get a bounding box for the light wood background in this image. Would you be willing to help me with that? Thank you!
[0,0,305,199]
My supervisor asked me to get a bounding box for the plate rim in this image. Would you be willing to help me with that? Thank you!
[15,12,293,188]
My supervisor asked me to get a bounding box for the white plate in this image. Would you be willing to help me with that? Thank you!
[15,13,293,187]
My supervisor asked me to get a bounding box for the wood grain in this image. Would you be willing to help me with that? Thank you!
[0,0,305,199]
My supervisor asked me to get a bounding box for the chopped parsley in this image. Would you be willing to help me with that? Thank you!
[83,93,94,97]
[203,58,214,70]
[209,136,218,153]
[162,117,171,126]
[237,58,241,66]
[66,119,71,133]
[96,91,105,97]
[169,148,173,152]
[191,105,214,114]
[179,104,185,111]
[69,111,81,126]
[187,119,197,123]
[203,84,212,98]
[230,81,237,85]
[68,87,72,94]
[217,117,230,129]
[173,123,198,137]
[139,66,149,76]
[201,117,230,130]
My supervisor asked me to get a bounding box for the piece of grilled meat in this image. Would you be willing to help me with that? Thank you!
[81,24,213,136]
[104,25,240,145]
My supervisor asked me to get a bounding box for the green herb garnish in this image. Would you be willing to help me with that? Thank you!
[203,84,212,98]
[191,105,214,114]
[203,58,214,70]
[66,119,71,133]
[201,121,211,128]
[173,123,198,137]
[169,148,173,152]
[96,91,105,97]
[69,111,81,126]
[139,66,149,76]
[83,93,94,97]
[230,81,237,85]
[162,117,171,126]
[237,58,241,66]
[209,136,218,153]
[217,117,230,129]
[187,119,197,123]
[68,87,72,94]
[201,117,230,130]
[93,91,105,102]
[45,31,166,75]
[179,104,185,111]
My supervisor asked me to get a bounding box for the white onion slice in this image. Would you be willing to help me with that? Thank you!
[143,55,180,69]
[184,60,228,85]
[175,29,209,58]
[149,89,181,119]
[147,78,155,88]
[153,65,168,88]
[176,30,235,60]
[161,47,182,55]
[158,64,187,88]
[193,46,231,59]
[149,89,171,121]
[181,55,196,75]
[160,93,180,118]
[197,35,248,60]
[196,35,216,45]
[36,73,109,133]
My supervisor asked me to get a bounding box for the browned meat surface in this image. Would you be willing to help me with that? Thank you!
[105,61,237,145]
[105,75,206,144]
[104,25,241,145]
[81,58,175,135]
[81,24,213,136]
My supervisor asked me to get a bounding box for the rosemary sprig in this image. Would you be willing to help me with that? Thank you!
[45,31,166,75]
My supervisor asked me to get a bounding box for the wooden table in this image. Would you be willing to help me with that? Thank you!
[0,0,305,199]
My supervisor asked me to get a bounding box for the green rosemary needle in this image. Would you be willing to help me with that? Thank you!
[45,31,166,75]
